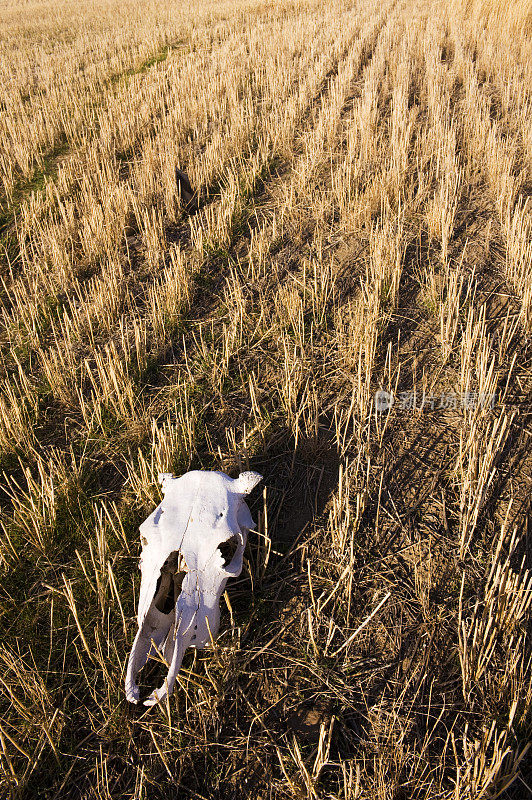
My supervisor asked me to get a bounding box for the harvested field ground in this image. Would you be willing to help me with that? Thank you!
[1,0,532,797]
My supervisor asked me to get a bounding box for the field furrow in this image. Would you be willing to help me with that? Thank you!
[0,0,531,798]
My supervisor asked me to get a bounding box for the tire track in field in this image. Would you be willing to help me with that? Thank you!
[3,5,298,276]
[1,0,291,217]
[0,40,192,266]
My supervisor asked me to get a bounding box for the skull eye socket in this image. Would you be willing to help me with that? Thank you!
[153,551,187,614]
[217,536,239,567]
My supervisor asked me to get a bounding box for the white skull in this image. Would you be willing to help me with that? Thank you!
[125,469,262,706]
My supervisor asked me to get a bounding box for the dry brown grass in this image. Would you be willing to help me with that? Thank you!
[1,0,532,797]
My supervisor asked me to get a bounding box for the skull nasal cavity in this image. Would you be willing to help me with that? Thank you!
[218,536,239,567]
[154,551,187,614]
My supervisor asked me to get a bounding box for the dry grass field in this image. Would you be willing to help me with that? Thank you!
[1,0,532,796]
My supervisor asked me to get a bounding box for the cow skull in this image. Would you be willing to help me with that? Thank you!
[125,469,262,706]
